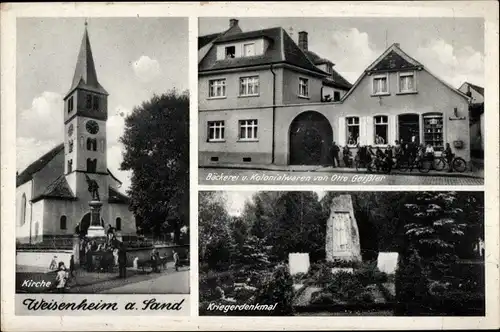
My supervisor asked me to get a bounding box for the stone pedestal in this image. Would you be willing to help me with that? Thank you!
[72,235,80,265]
[87,200,106,238]
[325,195,361,262]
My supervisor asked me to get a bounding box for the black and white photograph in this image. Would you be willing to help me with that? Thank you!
[198,17,485,186]
[15,17,190,297]
[199,191,485,316]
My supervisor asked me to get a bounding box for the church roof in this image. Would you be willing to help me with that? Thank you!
[108,186,129,204]
[32,175,76,203]
[16,143,64,187]
[66,26,108,98]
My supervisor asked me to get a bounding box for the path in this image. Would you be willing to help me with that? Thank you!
[104,269,189,294]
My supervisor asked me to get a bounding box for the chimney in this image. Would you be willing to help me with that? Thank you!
[298,31,308,51]
[229,19,239,28]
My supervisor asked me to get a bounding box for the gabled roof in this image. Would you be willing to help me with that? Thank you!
[16,143,64,187]
[199,27,326,76]
[463,82,484,96]
[198,32,222,50]
[108,186,129,204]
[32,175,76,202]
[303,50,352,90]
[342,43,471,101]
[66,26,108,98]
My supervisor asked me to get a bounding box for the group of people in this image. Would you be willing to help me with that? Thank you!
[330,137,456,172]
[149,248,181,273]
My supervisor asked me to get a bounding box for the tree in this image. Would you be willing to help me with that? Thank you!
[199,191,233,270]
[120,90,189,244]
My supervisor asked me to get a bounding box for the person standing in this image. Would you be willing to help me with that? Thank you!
[444,142,454,172]
[331,141,340,168]
[173,250,180,272]
[118,245,127,279]
[69,255,75,279]
[55,262,68,293]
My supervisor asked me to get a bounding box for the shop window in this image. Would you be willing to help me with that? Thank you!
[208,121,225,141]
[374,115,388,145]
[346,117,360,145]
[239,119,258,140]
[423,113,444,151]
[60,216,67,230]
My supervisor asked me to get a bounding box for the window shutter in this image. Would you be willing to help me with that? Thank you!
[365,116,374,145]
[388,115,396,144]
[338,117,346,146]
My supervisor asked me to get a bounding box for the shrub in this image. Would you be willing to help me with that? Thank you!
[355,261,388,286]
[326,271,364,300]
[310,291,336,305]
[254,264,295,316]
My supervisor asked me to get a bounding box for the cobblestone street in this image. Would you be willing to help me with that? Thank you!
[199,168,484,186]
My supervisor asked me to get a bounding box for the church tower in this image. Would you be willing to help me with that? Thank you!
[64,23,109,200]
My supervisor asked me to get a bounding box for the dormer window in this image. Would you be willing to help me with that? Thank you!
[326,64,333,74]
[243,43,255,57]
[225,46,236,59]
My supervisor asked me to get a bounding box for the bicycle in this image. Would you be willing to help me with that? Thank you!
[397,155,431,173]
[433,155,467,173]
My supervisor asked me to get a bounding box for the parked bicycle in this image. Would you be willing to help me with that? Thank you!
[433,154,467,173]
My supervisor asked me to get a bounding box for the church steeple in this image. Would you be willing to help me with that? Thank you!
[66,22,108,98]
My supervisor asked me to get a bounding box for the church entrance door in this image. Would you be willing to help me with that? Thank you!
[289,111,333,165]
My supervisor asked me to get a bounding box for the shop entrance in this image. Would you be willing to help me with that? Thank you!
[398,114,420,144]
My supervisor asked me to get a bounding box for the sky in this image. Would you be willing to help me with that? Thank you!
[224,190,326,216]
[200,17,484,87]
[16,17,188,193]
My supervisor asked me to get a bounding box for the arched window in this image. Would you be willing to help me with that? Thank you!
[20,194,27,226]
[100,139,105,153]
[60,216,67,230]
[116,217,122,231]
[86,158,97,173]
[68,139,74,153]
[67,159,73,173]
[86,138,97,151]
[80,136,84,148]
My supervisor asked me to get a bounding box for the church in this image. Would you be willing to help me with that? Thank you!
[16,25,136,244]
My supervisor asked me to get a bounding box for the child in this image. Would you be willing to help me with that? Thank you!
[55,262,68,293]
[49,256,58,270]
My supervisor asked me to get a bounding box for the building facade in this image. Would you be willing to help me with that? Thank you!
[459,82,484,158]
[199,19,472,166]
[16,26,136,244]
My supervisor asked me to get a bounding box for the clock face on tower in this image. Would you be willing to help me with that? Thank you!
[86,120,99,135]
[67,124,74,136]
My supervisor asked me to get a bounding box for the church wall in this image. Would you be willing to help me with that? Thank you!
[42,199,135,237]
[106,203,137,235]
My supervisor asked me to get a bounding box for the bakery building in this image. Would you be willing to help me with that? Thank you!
[198,19,472,166]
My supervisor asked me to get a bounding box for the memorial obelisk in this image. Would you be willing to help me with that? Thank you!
[325,194,362,262]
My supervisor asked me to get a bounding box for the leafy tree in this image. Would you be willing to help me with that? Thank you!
[120,90,189,243]
[199,191,233,270]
